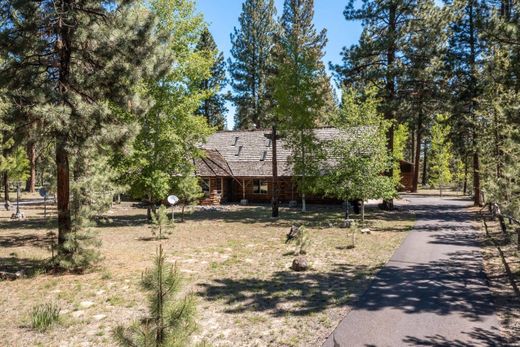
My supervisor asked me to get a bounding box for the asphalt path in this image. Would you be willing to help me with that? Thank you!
[323,194,505,347]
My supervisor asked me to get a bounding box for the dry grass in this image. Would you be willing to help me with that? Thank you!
[478,217,520,345]
[0,195,414,347]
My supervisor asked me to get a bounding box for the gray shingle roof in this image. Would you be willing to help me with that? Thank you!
[197,127,356,177]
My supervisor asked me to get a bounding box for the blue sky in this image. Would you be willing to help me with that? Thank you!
[195,0,363,129]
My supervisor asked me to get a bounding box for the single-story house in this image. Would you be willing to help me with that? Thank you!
[195,127,414,204]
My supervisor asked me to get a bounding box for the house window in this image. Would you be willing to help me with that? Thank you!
[253,179,268,194]
[201,178,210,195]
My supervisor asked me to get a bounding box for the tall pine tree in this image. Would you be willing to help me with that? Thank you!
[196,28,227,130]
[445,0,487,206]
[0,1,164,255]
[229,0,277,129]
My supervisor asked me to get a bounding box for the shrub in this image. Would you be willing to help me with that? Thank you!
[150,205,174,240]
[49,230,103,273]
[30,303,60,332]
[113,245,198,347]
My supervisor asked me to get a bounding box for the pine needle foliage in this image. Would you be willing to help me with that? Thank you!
[113,245,198,347]
[150,205,174,240]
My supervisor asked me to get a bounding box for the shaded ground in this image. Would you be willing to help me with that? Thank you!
[324,194,506,347]
[480,215,520,345]
[0,195,414,347]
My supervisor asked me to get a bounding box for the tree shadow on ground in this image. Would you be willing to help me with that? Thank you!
[0,256,47,276]
[403,326,507,346]
[0,218,56,231]
[352,250,497,322]
[0,233,54,249]
[198,263,376,317]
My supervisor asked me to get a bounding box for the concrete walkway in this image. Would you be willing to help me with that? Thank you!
[323,194,504,347]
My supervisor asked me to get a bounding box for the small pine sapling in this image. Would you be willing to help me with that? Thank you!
[113,245,198,347]
[150,205,174,240]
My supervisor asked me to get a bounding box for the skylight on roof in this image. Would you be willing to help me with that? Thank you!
[236,145,243,156]
[261,151,267,161]
[233,136,239,146]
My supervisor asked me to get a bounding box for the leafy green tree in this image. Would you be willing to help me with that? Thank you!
[196,28,227,130]
[229,0,278,129]
[120,0,213,219]
[272,0,329,212]
[320,87,395,223]
[335,0,417,209]
[393,123,409,188]
[113,245,197,347]
[429,114,453,195]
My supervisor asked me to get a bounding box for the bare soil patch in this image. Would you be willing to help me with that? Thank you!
[0,196,414,347]
[477,215,520,346]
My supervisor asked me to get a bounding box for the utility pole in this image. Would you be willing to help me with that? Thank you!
[267,126,279,218]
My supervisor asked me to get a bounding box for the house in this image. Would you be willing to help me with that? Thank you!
[194,128,414,204]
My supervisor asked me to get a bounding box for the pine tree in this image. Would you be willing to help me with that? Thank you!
[400,1,449,192]
[113,245,197,347]
[229,0,277,129]
[445,0,487,205]
[196,28,227,130]
[272,0,329,212]
[334,0,418,209]
[0,1,164,256]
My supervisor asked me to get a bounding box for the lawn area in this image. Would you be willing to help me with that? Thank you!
[0,196,415,347]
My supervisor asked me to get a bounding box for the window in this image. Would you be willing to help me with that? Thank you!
[201,178,210,195]
[253,179,268,194]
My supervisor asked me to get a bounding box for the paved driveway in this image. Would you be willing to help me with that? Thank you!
[323,194,504,347]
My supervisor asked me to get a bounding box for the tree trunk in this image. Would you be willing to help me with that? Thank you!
[3,172,10,211]
[463,155,468,195]
[361,200,365,224]
[25,141,36,193]
[422,141,428,186]
[412,118,423,193]
[56,137,72,248]
[473,150,482,206]
[381,3,397,210]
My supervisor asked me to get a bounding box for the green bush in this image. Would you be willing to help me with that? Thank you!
[113,245,198,347]
[30,303,60,332]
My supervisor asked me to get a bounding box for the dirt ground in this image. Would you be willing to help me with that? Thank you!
[478,214,520,346]
[0,195,415,347]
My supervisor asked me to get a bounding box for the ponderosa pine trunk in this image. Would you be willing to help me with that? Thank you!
[3,171,9,210]
[473,149,482,206]
[381,3,397,210]
[56,0,74,249]
[56,137,72,246]
[25,141,36,193]
[463,155,468,195]
[422,141,428,186]
[412,117,422,193]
